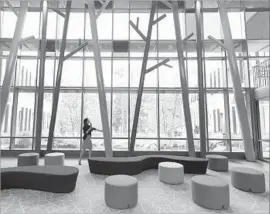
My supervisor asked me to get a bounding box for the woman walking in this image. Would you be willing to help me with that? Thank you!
[79,118,102,165]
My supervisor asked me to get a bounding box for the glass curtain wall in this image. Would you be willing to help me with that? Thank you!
[0,1,269,153]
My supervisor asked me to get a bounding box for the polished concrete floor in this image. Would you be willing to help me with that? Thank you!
[0,157,269,214]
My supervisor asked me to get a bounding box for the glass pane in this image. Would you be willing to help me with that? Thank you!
[42,93,53,137]
[227,59,249,88]
[158,13,176,40]
[262,141,270,159]
[1,93,13,137]
[53,138,80,150]
[134,139,158,151]
[14,138,32,150]
[55,93,82,137]
[47,12,57,39]
[189,93,200,138]
[2,12,17,38]
[207,93,226,139]
[130,93,157,138]
[61,60,82,87]
[92,139,104,151]
[194,140,200,151]
[130,60,157,87]
[0,59,7,86]
[113,13,129,40]
[231,140,244,152]
[228,12,246,39]
[159,60,180,87]
[22,12,40,38]
[204,12,222,39]
[113,60,128,87]
[97,13,112,40]
[229,93,242,139]
[83,93,111,138]
[15,93,35,137]
[44,59,55,86]
[186,13,196,40]
[16,59,37,87]
[58,13,84,39]
[84,60,111,87]
[259,100,270,139]
[205,60,227,88]
[159,93,186,138]
[160,140,187,151]
[112,139,128,151]
[85,13,113,40]
[187,60,198,88]
[1,138,10,150]
[209,140,230,152]
[112,93,128,137]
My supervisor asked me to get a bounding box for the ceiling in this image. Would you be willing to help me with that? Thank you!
[1,0,270,9]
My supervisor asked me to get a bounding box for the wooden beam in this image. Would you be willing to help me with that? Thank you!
[64,42,88,61]
[160,0,172,9]
[183,32,194,43]
[153,14,166,25]
[5,1,19,17]
[20,36,35,44]
[129,21,147,41]
[96,0,111,19]
[50,8,66,18]
[145,58,170,74]
[208,35,227,50]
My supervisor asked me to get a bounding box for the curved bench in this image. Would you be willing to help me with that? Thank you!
[1,166,79,193]
[88,155,208,175]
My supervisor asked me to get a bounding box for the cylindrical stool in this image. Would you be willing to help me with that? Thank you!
[105,175,138,209]
[231,167,265,193]
[206,155,228,172]
[17,153,39,166]
[191,175,230,210]
[158,162,184,184]
[45,152,65,166]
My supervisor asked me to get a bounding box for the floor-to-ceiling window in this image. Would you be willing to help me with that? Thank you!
[0,1,269,154]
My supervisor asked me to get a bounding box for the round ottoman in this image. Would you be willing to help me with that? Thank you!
[191,175,230,210]
[231,167,265,193]
[17,153,39,166]
[158,162,184,184]
[45,152,65,166]
[206,154,228,172]
[105,175,138,209]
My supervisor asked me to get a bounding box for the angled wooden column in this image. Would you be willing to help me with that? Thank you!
[35,0,48,153]
[0,1,28,130]
[86,0,112,157]
[47,1,72,153]
[172,1,195,157]
[218,1,256,161]
[195,0,206,157]
[129,2,157,153]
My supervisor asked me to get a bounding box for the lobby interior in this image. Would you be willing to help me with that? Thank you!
[0,0,269,213]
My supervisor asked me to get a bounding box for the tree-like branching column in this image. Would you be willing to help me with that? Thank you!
[86,0,113,157]
[129,2,172,154]
[47,1,88,153]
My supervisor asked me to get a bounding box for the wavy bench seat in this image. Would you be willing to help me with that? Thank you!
[88,155,208,175]
[1,166,79,193]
